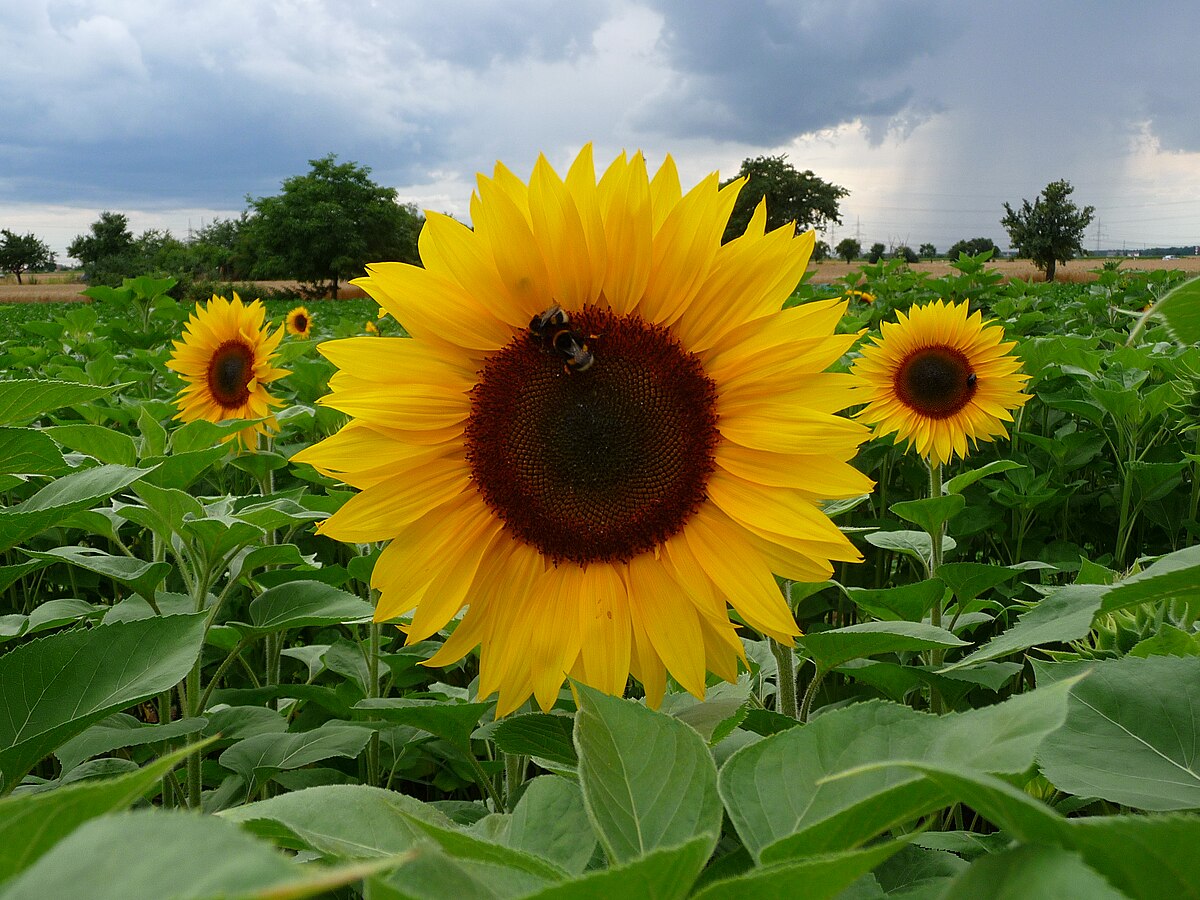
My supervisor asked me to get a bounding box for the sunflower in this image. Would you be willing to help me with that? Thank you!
[286,305,312,338]
[294,146,872,715]
[844,289,875,303]
[167,293,288,446]
[851,299,1030,466]
[364,320,379,334]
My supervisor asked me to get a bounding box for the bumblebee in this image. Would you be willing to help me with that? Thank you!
[529,304,595,373]
[967,372,978,388]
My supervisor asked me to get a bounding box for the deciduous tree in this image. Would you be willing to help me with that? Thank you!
[947,237,1000,260]
[1001,180,1094,282]
[835,238,861,263]
[720,155,848,243]
[0,230,55,283]
[246,154,423,298]
[67,212,135,285]
[918,243,937,260]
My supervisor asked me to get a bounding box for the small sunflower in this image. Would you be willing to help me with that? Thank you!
[286,305,312,338]
[851,299,1030,466]
[844,289,875,303]
[167,293,288,445]
[294,146,872,715]
[364,320,379,334]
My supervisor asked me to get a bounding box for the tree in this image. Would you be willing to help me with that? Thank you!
[835,238,861,263]
[893,244,918,263]
[812,239,830,262]
[0,230,55,284]
[947,237,1000,260]
[246,154,424,297]
[1001,180,1095,282]
[918,243,937,260]
[867,242,886,263]
[67,211,136,285]
[720,155,848,243]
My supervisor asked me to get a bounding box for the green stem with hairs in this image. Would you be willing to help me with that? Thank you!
[927,461,947,714]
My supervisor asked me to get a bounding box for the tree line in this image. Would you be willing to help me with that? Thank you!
[1,154,1097,290]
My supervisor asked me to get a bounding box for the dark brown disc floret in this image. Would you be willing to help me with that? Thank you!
[893,345,977,419]
[465,307,720,566]
[207,339,255,408]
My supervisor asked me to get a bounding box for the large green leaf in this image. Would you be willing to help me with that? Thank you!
[939,584,1106,671]
[44,424,137,466]
[220,783,456,858]
[574,684,722,865]
[354,699,493,752]
[719,679,1074,861]
[218,723,372,794]
[490,713,577,767]
[1101,544,1200,614]
[495,775,595,876]
[692,840,907,900]
[54,715,207,773]
[0,428,66,476]
[0,744,201,881]
[1036,656,1200,810]
[0,613,206,794]
[1064,813,1200,900]
[0,380,123,427]
[797,621,967,672]
[21,547,170,604]
[0,808,398,900]
[1153,273,1200,344]
[941,844,1126,899]
[235,580,375,635]
[0,464,151,552]
[513,836,712,900]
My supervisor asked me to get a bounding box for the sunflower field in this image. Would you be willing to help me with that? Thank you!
[1,151,1200,899]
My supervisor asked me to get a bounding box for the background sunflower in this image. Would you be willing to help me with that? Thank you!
[851,299,1030,466]
[295,146,873,715]
[167,292,288,446]
[285,305,312,338]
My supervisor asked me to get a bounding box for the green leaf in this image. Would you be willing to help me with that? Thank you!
[692,840,908,900]
[939,584,1106,671]
[490,713,577,767]
[864,529,956,569]
[1101,544,1200,614]
[0,613,206,794]
[21,547,170,604]
[1064,812,1200,900]
[843,580,945,622]
[1036,655,1200,810]
[498,775,596,876]
[935,562,1019,605]
[0,743,201,881]
[1129,623,1200,658]
[0,464,151,552]
[1154,273,1200,344]
[797,621,968,672]
[0,380,123,427]
[943,459,1026,494]
[515,835,712,900]
[218,723,373,794]
[719,679,1073,861]
[45,424,137,466]
[235,580,375,635]
[135,406,168,459]
[0,808,397,900]
[138,446,228,489]
[574,684,721,865]
[353,699,493,752]
[890,494,966,535]
[0,427,67,475]
[220,783,456,859]
[939,844,1127,900]
[54,716,207,773]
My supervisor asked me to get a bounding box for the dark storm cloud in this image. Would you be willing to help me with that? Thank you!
[639,0,963,144]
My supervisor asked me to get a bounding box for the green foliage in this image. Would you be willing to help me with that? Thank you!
[0,231,55,284]
[1001,179,1096,281]
[720,155,848,243]
[246,153,424,297]
[1,262,1199,896]
[947,236,1000,260]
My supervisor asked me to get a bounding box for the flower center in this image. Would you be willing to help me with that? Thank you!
[207,339,255,408]
[894,346,977,419]
[466,307,719,566]
[294,314,308,333]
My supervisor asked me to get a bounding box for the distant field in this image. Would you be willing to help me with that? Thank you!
[2,257,1197,303]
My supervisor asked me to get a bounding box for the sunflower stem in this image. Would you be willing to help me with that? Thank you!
[503,752,528,811]
[366,622,381,786]
[798,666,826,723]
[770,636,799,719]
[927,461,947,714]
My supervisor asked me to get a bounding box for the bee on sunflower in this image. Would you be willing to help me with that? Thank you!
[294,146,874,715]
[167,293,288,447]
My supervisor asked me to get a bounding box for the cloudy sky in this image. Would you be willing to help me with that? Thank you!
[3,0,1198,261]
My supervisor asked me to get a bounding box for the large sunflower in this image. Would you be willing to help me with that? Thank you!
[286,305,313,338]
[294,146,872,715]
[851,299,1030,466]
[167,293,288,445]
